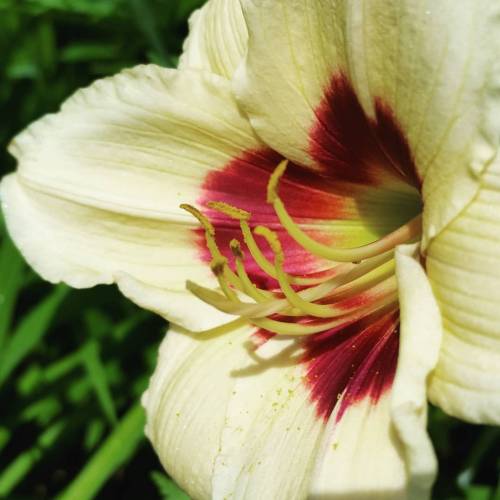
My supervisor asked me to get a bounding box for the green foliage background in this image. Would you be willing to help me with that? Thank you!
[0,1,498,499]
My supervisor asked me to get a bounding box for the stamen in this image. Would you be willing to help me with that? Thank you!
[189,317,249,338]
[254,224,396,318]
[182,158,422,340]
[188,274,397,335]
[229,239,271,302]
[208,200,339,285]
[180,203,241,289]
[207,201,250,221]
[251,294,398,336]
[186,280,300,318]
[210,256,238,301]
[267,161,422,262]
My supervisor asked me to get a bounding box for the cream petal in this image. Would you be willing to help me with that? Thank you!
[426,157,500,424]
[1,66,263,329]
[309,249,441,500]
[145,316,437,499]
[179,0,247,79]
[393,243,441,499]
[236,0,500,239]
[145,323,327,500]
[142,324,252,499]
[310,395,407,499]
[211,335,324,500]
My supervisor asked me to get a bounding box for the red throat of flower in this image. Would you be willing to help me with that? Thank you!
[183,74,423,422]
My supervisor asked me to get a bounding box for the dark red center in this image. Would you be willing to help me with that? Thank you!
[197,73,418,421]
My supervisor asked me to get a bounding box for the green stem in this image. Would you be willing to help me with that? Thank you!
[57,402,145,500]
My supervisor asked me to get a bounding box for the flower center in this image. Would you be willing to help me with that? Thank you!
[182,160,422,337]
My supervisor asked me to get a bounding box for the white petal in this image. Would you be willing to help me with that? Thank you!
[393,243,441,499]
[212,336,324,500]
[236,0,500,240]
[2,65,261,329]
[145,324,327,500]
[179,0,247,79]
[142,324,256,499]
[145,315,435,499]
[426,156,500,424]
[310,395,407,499]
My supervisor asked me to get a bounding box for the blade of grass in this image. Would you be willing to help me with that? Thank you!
[21,396,62,426]
[0,420,65,497]
[465,485,493,500]
[44,349,82,382]
[0,426,10,454]
[0,230,26,349]
[458,428,500,490]
[150,470,189,500]
[0,284,69,386]
[128,0,168,64]
[494,478,500,500]
[56,402,145,500]
[80,340,117,426]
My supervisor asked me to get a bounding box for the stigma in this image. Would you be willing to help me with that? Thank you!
[181,160,422,338]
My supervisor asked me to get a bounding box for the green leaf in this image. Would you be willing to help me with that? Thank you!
[17,363,43,395]
[0,420,65,497]
[0,284,69,386]
[465,485,494,500]
[0,426,11,454]
[80,340,117,425]
[127,0,168,65]
[83,418,105,451]
[60,42,121,62]
[0,228,26,349]
[21,396,62,425]
[23,0,121,18]
[57,403,145,500]
[43,350,82,382]
[151,470,190,500]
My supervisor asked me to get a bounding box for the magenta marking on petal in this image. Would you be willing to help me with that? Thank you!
[309,74,421,189]
[303,310,399,421]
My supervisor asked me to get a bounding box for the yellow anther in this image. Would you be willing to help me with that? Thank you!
[203,198,334,286]
[210,256,228,277]
[180,203,215,236]
[181,203,242,290]
[207,201,251,221]
[229,238,271,302]
[229,239,244,259]
[208,256,239,300]
[267,159,288,203]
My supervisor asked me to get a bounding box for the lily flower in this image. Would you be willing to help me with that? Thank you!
[2,0,500,498]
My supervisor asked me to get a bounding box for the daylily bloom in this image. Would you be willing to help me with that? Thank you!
[2,0,500,498]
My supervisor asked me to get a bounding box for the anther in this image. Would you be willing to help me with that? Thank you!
[180,203,215,236]
[230,239,244,259]
[180,203,242,290]
[207,201,250,221]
